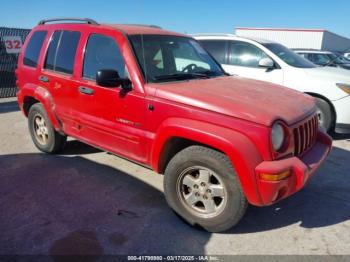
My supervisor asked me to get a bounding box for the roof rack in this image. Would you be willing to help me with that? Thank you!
[38,18,99,25]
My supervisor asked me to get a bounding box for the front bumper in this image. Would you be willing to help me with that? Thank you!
[255,130,332,205]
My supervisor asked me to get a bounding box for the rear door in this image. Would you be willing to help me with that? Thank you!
[40,30,81,136]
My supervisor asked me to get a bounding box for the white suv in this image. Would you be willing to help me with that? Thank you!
[194,34,350,133]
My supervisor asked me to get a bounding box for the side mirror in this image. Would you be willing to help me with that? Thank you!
[96,69,131,90]
[258,57,275,68]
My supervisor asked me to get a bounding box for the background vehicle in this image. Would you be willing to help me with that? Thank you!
[16,19,332,232]
[195,34,350,133]
[344,53,350,59]
[294,49,350,70]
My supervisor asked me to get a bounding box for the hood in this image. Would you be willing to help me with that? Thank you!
[154,76,316,126]
[304,67,350,83]
[338,64,350,70]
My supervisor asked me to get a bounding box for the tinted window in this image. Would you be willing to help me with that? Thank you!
[228,41,269,68]
[44,30,80,74]
[83,34,126,80]
[308,53,331,65]
[199,40,228,64]
[44,31,61,71]
[23,31,47,67]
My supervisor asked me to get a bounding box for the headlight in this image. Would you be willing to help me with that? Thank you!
[336,83,350,95]
[271,122,285,151]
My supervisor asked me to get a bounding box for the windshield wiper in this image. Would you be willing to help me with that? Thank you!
[196,69,225,76]
[153,73,210,82]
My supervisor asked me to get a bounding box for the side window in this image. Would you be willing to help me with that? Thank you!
[23,31,47,68]
[308,53,330,65]
[83,34,126,80]
[44,30,80,74]
[199,40,228,64]
[228,41,269,68]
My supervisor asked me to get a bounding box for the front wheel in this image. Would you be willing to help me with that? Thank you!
[163,145,248,232]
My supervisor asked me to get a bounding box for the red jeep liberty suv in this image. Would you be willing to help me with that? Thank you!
[16,18,332,232]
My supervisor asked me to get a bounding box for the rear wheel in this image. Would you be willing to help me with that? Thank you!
[315,97,333,132]
[28,103,66,153]
[164,145,248,232]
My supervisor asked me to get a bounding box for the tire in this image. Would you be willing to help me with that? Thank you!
[28,103,67,153]
[315,97,333,132]
[163,145,248,232]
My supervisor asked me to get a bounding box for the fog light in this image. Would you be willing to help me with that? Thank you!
[259,170,291,181]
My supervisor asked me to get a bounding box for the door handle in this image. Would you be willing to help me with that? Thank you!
[38,75,49,83]
[79,86,94,95]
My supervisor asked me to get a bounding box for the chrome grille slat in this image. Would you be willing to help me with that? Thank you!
[293,115,318,156]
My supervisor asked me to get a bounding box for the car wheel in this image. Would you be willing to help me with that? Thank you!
[315,98,332,132]
[28,103,66,153]
[163,145,248,232]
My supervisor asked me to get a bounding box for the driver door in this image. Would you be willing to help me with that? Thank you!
[75,31,148,163]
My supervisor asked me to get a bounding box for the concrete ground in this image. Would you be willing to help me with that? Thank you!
[0,97,349,255]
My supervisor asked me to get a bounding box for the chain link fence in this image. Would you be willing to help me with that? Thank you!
[0,27,30,98]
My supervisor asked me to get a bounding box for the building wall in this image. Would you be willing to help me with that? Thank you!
[236,28,324,49]
[322,31,350,52]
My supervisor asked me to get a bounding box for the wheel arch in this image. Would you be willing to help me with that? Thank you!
[151,118,265,205]
[304,92,336,129]
[19,84,62,132]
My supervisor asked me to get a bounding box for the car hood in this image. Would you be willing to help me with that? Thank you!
[304,67,350,82]
[154,76,316,126]
[339,64,350,70]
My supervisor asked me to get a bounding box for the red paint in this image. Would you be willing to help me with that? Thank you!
[16,22,332,206]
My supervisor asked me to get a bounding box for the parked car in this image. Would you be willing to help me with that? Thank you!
[344,52,350,59]
[194,34,350,133]
[294,49,350,70]
[17,19,332,232]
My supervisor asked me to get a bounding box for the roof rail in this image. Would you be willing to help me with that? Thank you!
[38,18,99,25]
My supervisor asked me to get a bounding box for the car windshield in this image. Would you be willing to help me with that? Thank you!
[129,35,225,83]
[328,53,350,64]
[263,43,316,68]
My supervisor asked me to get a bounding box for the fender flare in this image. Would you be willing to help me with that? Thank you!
[151,117,264,205]
[18,84,62,131]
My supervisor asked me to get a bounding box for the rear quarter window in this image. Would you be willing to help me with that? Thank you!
[44,30,81,74]
[23,31,47,68]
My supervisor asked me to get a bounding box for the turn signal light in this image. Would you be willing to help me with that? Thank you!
[259,170,291,181]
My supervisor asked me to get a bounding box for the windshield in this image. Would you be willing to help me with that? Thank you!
[129,35,225,83]
[263,43,316,68]
[328,53,350,64]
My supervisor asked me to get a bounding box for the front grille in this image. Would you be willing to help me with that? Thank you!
[293,115,318,156]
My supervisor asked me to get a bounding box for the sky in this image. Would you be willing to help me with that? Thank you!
[1,0,350,37]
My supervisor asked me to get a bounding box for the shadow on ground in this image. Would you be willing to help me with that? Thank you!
[0,100,19,114]
[0,152,209,255]
[0,143,349,254]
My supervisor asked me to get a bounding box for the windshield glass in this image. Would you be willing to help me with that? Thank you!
[328,53,350,64]
[129,35,225,83]
[263,43,316,68]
